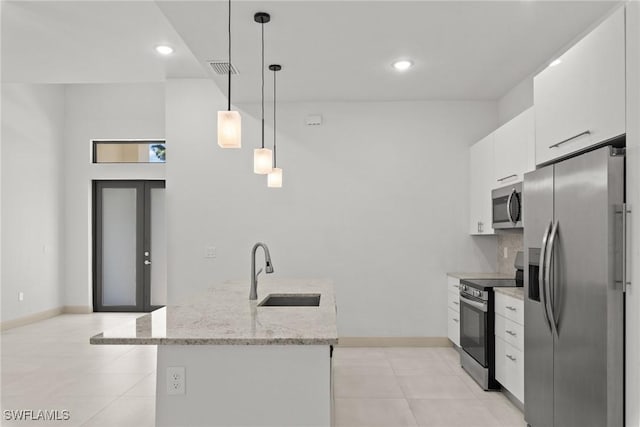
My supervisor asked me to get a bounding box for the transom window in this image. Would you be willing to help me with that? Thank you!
[93,140,166,164]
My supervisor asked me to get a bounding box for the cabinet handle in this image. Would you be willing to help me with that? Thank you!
[453,301,459,306]
[506,354,517,362]
[549,130,591,149]
[453,318,459,323]
[506,306,517,312]
[497,174,517,182]
[454,285,459,289]
[506,330,517,337]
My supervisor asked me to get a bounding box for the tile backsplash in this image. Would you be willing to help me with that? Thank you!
[497,231,524,275]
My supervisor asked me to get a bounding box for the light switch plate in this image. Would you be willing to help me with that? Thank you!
[503,247,508,258]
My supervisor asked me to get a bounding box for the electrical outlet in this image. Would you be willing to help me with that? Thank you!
[166,366,185,395]
[18,292,24,302]
[503,247,508,259]
[205,246,216,259]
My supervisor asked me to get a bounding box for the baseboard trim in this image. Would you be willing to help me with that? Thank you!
[0,307,63,331]
[337,337,451,347]
[63,305,93,314]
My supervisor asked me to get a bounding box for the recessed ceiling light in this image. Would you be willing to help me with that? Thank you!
[155,45,174,55]
[392,59,413,71]
[549,58,562,68]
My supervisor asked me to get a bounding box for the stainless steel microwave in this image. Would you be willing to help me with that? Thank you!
[492,182,522,229]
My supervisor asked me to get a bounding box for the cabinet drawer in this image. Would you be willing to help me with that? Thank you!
[447,308,460,347]
[447,276,461,294]
[495,314,524,351]
[495,292,524,325]
[495,337,524,403]
[447,290,460,312]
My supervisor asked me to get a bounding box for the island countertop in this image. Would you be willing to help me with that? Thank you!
[90,278,338,346]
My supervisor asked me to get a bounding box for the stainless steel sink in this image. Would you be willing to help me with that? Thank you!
[258,293,321,307]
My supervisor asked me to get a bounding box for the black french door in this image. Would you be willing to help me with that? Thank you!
[93,180,165,312]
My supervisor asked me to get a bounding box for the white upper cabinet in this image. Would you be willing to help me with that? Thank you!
[534,7,625,166]
[469,133,494,235]
[493,107,534,186]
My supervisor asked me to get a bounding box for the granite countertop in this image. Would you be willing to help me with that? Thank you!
[90,278,338,346]
[494,287,525,300]
[447,272,513,280]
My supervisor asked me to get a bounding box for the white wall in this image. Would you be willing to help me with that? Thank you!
[1,84,65,322]
[63,84,165,310]
[166,79,498,337]
[625,2,640,425]
[497,77,533,127]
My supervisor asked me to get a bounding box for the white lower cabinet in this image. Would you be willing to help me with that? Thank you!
[494,292,524,403]
[446,276,461,347]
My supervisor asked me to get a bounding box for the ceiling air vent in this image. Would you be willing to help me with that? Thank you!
[208,61,239,75]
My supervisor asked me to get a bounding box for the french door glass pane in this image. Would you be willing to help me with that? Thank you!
[150,187,167,306]
[102,188,137,306]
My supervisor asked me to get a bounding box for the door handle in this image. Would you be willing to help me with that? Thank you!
[144,260,151,265]
[506,330,517,337]
[497,174,517,183]
[545,221,560,337]
[616,204,632,292]
[506,354,517,362]
[460,295,488,312]
[548,130,590,149]
[539,222,553,332]
[506,190,515,223]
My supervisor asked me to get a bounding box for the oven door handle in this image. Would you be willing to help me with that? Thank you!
[460,295,488,312]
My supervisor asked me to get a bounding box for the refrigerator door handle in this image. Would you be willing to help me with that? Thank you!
[616,204,632,292]
[539,222,553,332]
[545,220,560,338]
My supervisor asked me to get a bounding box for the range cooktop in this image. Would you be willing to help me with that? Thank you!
[459,278,521,291]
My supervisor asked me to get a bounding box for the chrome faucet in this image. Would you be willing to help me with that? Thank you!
[250,242,274,300]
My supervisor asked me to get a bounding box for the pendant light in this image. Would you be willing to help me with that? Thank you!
[217,0,241,149]
[267,64,282,188]
[253,12,273,174]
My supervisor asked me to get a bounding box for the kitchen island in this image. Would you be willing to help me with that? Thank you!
[91,278,338,427]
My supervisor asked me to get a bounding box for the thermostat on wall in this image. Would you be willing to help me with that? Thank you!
[305,115,322,126]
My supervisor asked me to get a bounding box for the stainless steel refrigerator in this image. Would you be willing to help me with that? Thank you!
[524,145,626,427]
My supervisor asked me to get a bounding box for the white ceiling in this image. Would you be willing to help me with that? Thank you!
[2,1,619,102]
[1,1,207,84]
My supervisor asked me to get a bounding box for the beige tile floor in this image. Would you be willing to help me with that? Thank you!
[1,314,525,426]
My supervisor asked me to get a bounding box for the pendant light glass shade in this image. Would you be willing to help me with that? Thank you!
[253,148,273,174]
[217,0,241,149]
[267,167,282,188]
[217,111,241,148]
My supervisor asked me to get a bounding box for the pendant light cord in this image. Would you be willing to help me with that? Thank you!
[227,0,231,111]
[273,68,277,167]
[261,21,265,149]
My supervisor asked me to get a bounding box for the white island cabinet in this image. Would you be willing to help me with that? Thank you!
[91,278,338,427]
[534,7,625,166]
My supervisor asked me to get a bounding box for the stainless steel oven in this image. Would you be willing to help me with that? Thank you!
[492,182,522,229]
[459,289,488,367]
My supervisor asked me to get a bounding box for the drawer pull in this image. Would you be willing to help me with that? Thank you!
[506,330,517,337]
[506,306,517,312]
[453,301,459,305]
[506,354,517,362]
[453,318,459,323]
